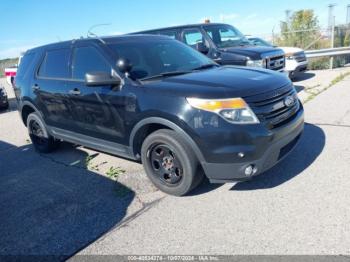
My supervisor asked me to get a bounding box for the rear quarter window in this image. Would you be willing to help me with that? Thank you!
[38,48,71,79]
[16,53,35,78]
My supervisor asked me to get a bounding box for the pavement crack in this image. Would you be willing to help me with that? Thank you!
[39,153,88,170]
[313,123,350,128]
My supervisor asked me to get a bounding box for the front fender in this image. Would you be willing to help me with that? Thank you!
[129,116,205,163]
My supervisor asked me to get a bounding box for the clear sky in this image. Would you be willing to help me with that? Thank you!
[1,0,349,59]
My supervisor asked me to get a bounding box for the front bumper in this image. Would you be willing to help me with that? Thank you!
[201,106,304,183]
[286,60,308,75]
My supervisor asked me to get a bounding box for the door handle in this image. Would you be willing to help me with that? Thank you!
[32,84,40,91]
[68,88,81,95]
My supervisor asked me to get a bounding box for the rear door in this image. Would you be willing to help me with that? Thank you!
[34,47,74,130]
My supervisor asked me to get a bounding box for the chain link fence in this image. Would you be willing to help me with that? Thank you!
[268,25,350,69]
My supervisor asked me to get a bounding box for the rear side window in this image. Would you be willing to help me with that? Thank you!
[183,29,205,47]
[38,48,70,78]
[158,30,177,39]
[17,53,35,78]
[72,46,111,80]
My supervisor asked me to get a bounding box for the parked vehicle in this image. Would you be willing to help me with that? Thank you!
[5,67,17,86]
[4,55,23,86]
[15,35,304,196]
[133,23,286,72]
[247,37,308,79]
[0,85,9,110]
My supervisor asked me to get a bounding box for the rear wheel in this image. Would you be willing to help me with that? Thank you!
[141,129,203,196]
[27,112,59,153]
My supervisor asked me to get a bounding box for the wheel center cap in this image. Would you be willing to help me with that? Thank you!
[162,156,174,170]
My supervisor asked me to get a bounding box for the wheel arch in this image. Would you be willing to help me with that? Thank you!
[129,117,205,163]
[20,101,40,126]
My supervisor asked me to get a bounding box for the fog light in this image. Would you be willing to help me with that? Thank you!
[244,165,254,176]
[238,152,245,158]
[253,166,258,175]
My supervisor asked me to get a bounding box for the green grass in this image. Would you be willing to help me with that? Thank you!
[304,71,350,103]
[106,166,126,180]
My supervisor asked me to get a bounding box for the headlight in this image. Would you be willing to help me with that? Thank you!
[246,58,266,68]
[285,53,295,60]
[186,97,260,124]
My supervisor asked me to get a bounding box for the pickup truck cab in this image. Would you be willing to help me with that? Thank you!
[15,35,303,196]
[133,23,286,72]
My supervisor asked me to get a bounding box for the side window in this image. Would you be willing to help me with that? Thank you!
[72,46,111,80]
[159,30,177,39]
[38,48,70,78]
[17,53,35,78]
[183,29,205,47]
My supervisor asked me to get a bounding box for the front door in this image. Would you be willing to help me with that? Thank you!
[66,44,129,144]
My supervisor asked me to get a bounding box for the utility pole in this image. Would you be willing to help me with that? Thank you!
[328,4,336,69]
[330,16,335,69]
[285,9,291,23]
[347,4,350,24]
[328,4,336,32]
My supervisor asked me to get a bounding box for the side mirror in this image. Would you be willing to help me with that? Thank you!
[196,42,209,54]
[85,72,121,86]
[117,58,132,75]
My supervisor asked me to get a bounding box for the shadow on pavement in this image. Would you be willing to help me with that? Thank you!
[292,72,315,82]
[294,85,305,93]
[0,140,134,259]
[187,176,223,196]
[231,123,325,191]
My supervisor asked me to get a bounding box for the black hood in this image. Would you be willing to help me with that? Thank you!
[221,46,285,60]
[144,66,291,99]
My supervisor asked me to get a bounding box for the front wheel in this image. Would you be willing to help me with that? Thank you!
[27,112,59,153]
[141,129,203,196]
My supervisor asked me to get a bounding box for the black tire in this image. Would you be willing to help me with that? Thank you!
[27,112,59,153]
[141,129,203,196]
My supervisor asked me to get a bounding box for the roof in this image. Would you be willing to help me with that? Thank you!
[131,23,230,34]
[26,34,171,53]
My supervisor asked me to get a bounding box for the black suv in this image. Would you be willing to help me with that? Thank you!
[133,23,286,72]
[15,35,304,196]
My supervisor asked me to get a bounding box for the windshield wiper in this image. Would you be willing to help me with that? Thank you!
[140,71,191,81]
[192,64,219,71]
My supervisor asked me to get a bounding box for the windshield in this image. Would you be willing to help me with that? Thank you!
[203,24,251,48]
[248,37,273,47]
[107,39,215,80]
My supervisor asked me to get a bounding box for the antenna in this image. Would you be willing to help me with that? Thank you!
[87,23,111,44]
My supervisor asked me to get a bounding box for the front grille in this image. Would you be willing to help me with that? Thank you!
[266,55,285,71]
[293,52,307,62]
[245,84,300,129]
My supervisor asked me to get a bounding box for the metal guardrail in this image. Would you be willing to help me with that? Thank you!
[305,47,350,58]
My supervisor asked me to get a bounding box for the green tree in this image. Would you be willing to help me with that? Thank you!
[344,31,350,46]
[277,10,320,49]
